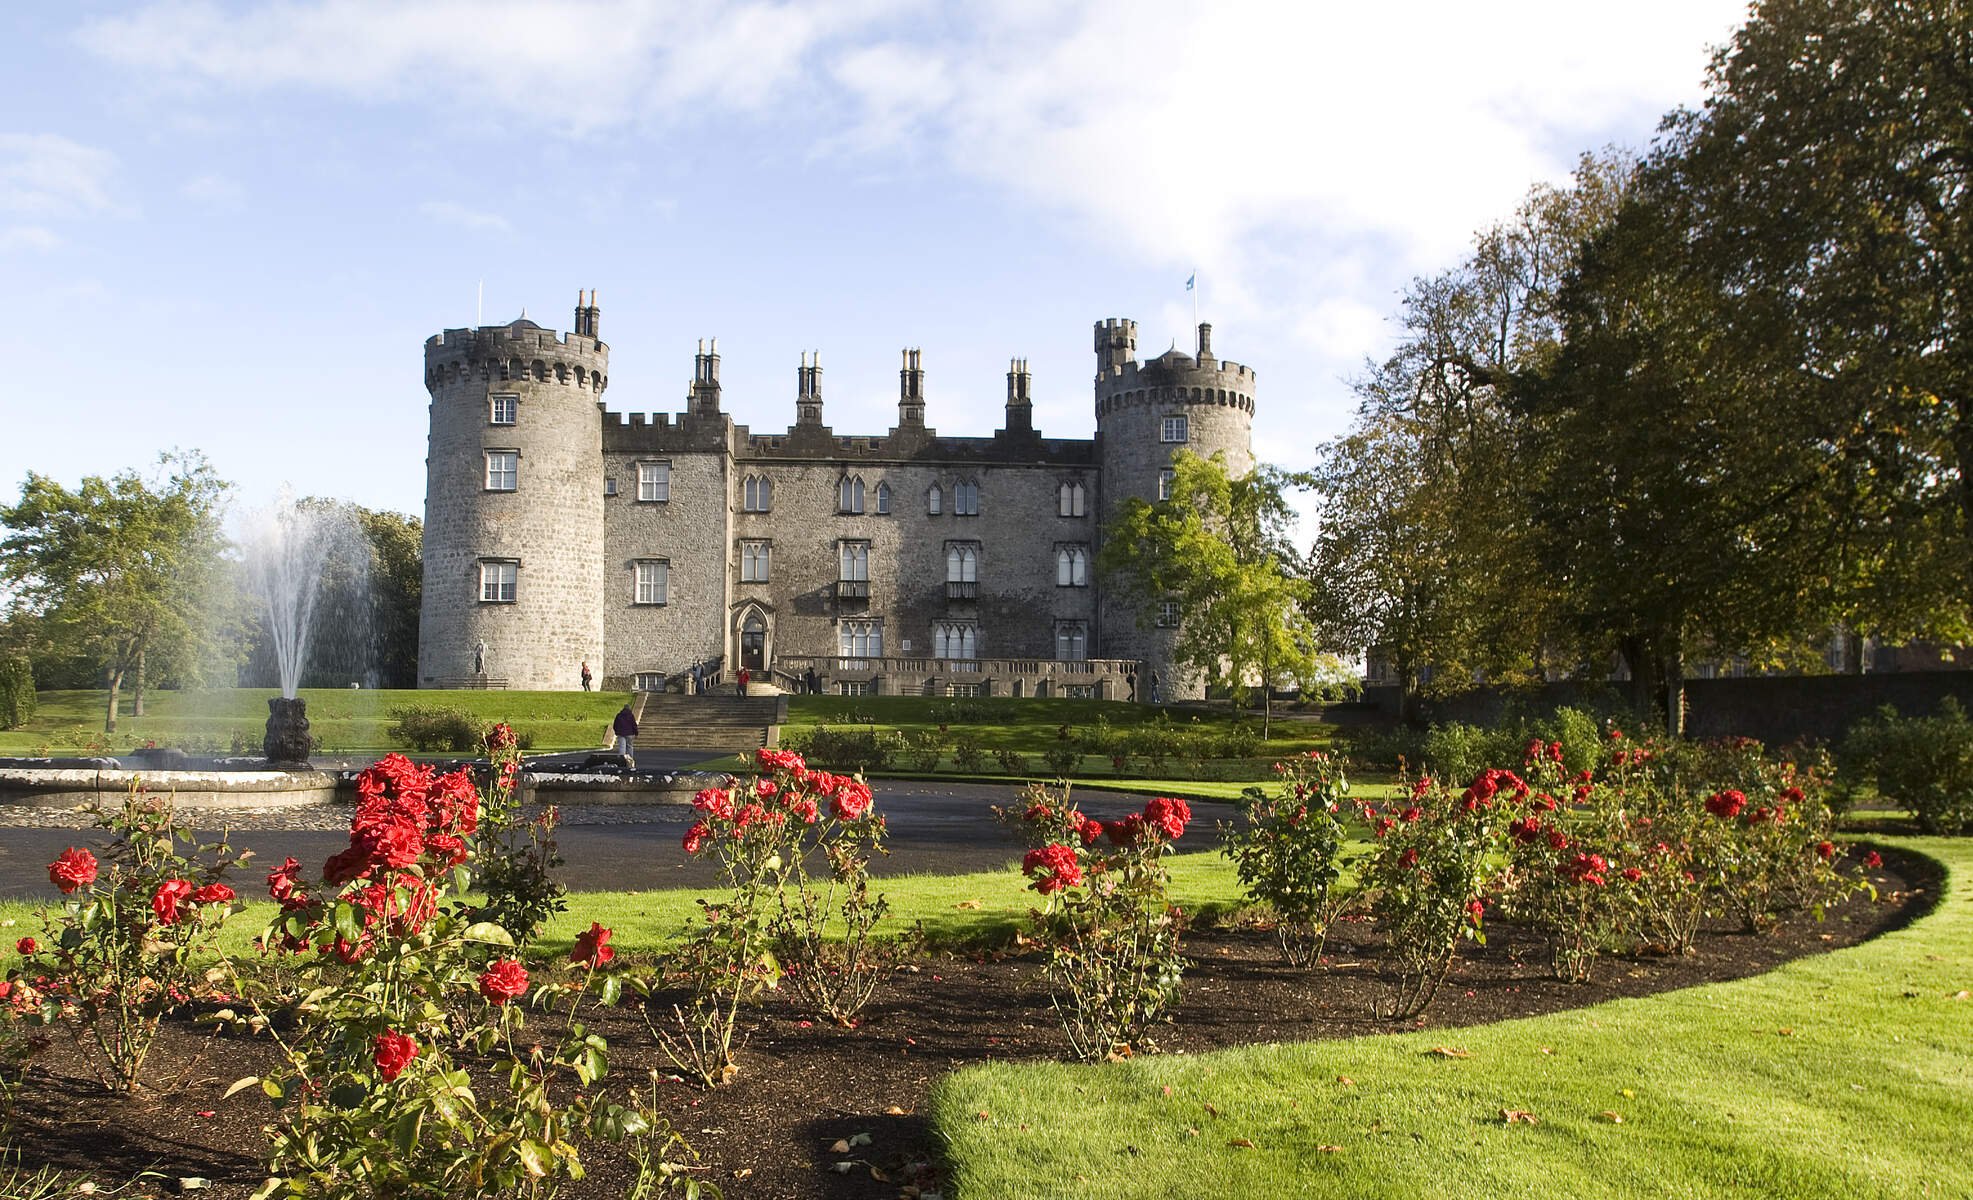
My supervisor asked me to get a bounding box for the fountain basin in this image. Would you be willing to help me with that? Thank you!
[0,761,338,810]
[518,769,726,805]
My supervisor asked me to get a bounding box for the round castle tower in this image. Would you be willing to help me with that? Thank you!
[1093,318,1256,700]
[419,294,609,690]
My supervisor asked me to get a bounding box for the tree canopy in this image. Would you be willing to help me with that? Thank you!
[1098,450,1318,734]
[0,453,231,730]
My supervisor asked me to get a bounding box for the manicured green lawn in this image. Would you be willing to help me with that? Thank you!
[932,834,1973,1200]
[0,688,630,756]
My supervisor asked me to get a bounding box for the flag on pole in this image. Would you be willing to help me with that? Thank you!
[1185,273,1195,291]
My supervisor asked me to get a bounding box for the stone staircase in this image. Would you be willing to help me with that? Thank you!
[631,693,785,753]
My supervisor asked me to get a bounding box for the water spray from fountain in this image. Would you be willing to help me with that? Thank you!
[238,492,371,763]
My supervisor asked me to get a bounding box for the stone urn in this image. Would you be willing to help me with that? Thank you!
[264,697,313,767]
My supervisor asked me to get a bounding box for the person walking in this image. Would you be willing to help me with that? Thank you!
[612,703,638,769]
[580,661,592,691]
[736,666,750,696]
[1150,670,1163,704]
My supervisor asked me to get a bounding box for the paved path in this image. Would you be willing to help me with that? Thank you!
[0,774,1222,899]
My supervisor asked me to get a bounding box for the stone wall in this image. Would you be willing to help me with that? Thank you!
[601,446,731,687]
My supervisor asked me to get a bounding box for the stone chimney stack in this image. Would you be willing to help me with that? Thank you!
[1197,322,1214,363]
[796,350,824,426]
[898,348,926,426]
[573,289,601,339]
[1004,357,1033,433]
[689,337,721,415]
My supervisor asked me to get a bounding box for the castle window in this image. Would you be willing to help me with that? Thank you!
[1161,414,1189,443]
[741,540,771,583]
[604,478,618,497]
[927,484,942,515]
[953,480,980,516]
[743,475,773,512]
[874,481,891,514]
[479,560,517,603]
[946,542,978,583]
[637,461,671,502]
[1055,622,1088,662]
[933,621,978,660]
[839,540,869,582]
[633,672,665,691]
[1157,599,1181,628]
[1157,469,1175,501]
[1056,545,1089,588]
[839,619,884,659]
[484,451,518,492]
[838,475,865,514]
[1058,481,1086,517]
[634,559,669,605]
[489,394,518,425]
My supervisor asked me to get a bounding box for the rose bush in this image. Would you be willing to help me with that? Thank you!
[1221,751,1358,966]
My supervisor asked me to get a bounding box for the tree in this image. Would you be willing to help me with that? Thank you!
[359,507,423,689]
[0,453,231,732]
[1308,152,1636,714]
[1099,451,1318,736]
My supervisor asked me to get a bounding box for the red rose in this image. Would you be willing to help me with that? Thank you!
[1143,796,1190,840]
[484,722,518,752]
[1374,817,1396,839]
[1077,815,1104,846]
[1704,790,1747,819]
[15,937,37,955]
[1815,841,1835,860]
[267,857,306,903]
[152,878,196,925]
[322,844,371,886]
[1021,843,1083,895]
[1400,806,1423,823]
[1559,853,1608,886]
[373,1030,418,1081]
[1103,814,1146,847]
[571,922,615,968]
[48,847,98,894]
[1621,867,1643,883]
[692,787,735,821]
[1547,827,1570,851]
[1507,816,1542,845]
[1398,847,1419,870]
[681,821,711,854]
[788,796,820,824]
[478,958,530,1005]
[192,883,236,905]
[830,778,873,821]
[1864,850,1883,868]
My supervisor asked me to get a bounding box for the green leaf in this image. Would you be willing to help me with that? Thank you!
[393,1107,424,1154]
[461,921,515,946]
[515,1139,550,1178]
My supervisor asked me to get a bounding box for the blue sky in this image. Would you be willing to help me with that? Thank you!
[0,0,1749,529]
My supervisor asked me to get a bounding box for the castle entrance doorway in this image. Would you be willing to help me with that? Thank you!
[740,611,767,673]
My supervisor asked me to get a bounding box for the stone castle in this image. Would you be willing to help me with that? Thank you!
[417,294,1256,697]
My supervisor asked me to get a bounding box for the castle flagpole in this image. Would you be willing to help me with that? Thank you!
[1187,271,1198,344]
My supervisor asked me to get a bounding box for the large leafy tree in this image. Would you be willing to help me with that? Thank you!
[1308,152,1635,710]
[0,453,231,731]
[1099,450,1317,736]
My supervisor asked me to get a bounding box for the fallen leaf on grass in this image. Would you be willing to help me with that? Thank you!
[1227,1138,1258,1149]
[1161,1085,1174,1097]
[1202,1103,1221,1117]
[1428,1046,1472,1059]
[954,899,983,910]
[1951,991,1971,1001]
[1317,1145,1343,1153]
[1600,1111,1625,1123]
[1500,1109,1539,1125]
[974,1111,991,1122]
[1778,1028,1795,1037]
[1336,1076,1355,1087]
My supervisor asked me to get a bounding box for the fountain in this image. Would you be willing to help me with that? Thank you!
[0,495,371,811]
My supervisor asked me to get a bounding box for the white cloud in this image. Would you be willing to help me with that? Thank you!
[0,133,121,217]
[0,225,62,253]
[180,173,245,208]
[419,200,513,234]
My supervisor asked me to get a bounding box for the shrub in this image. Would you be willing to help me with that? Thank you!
[950,733,987,774]
[384,704,478,752]
[1040,740,1082,779]
[900,729,945,773]
[0,657,32,729]
[994,748,1031,776]
[1359,771,1504,1019]
[1222,751,1356,965]
[1841,700,1973,835]
[470,722,566,947]
[659,750,888,1080]
[801,725,895,773]
[1004,783,1192,1060]
[245,753,696,1196]
[10,787,245,1092]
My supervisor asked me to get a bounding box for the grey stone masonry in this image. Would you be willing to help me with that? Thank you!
[417,301,1254,700]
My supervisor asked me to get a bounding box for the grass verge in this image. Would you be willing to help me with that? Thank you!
[931,834,1973,1199]
[0,688,630,756]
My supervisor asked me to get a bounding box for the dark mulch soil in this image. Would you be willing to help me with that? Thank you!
[5,846,1937,1200]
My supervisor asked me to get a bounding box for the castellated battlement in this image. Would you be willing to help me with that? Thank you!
[423,320,610,396]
